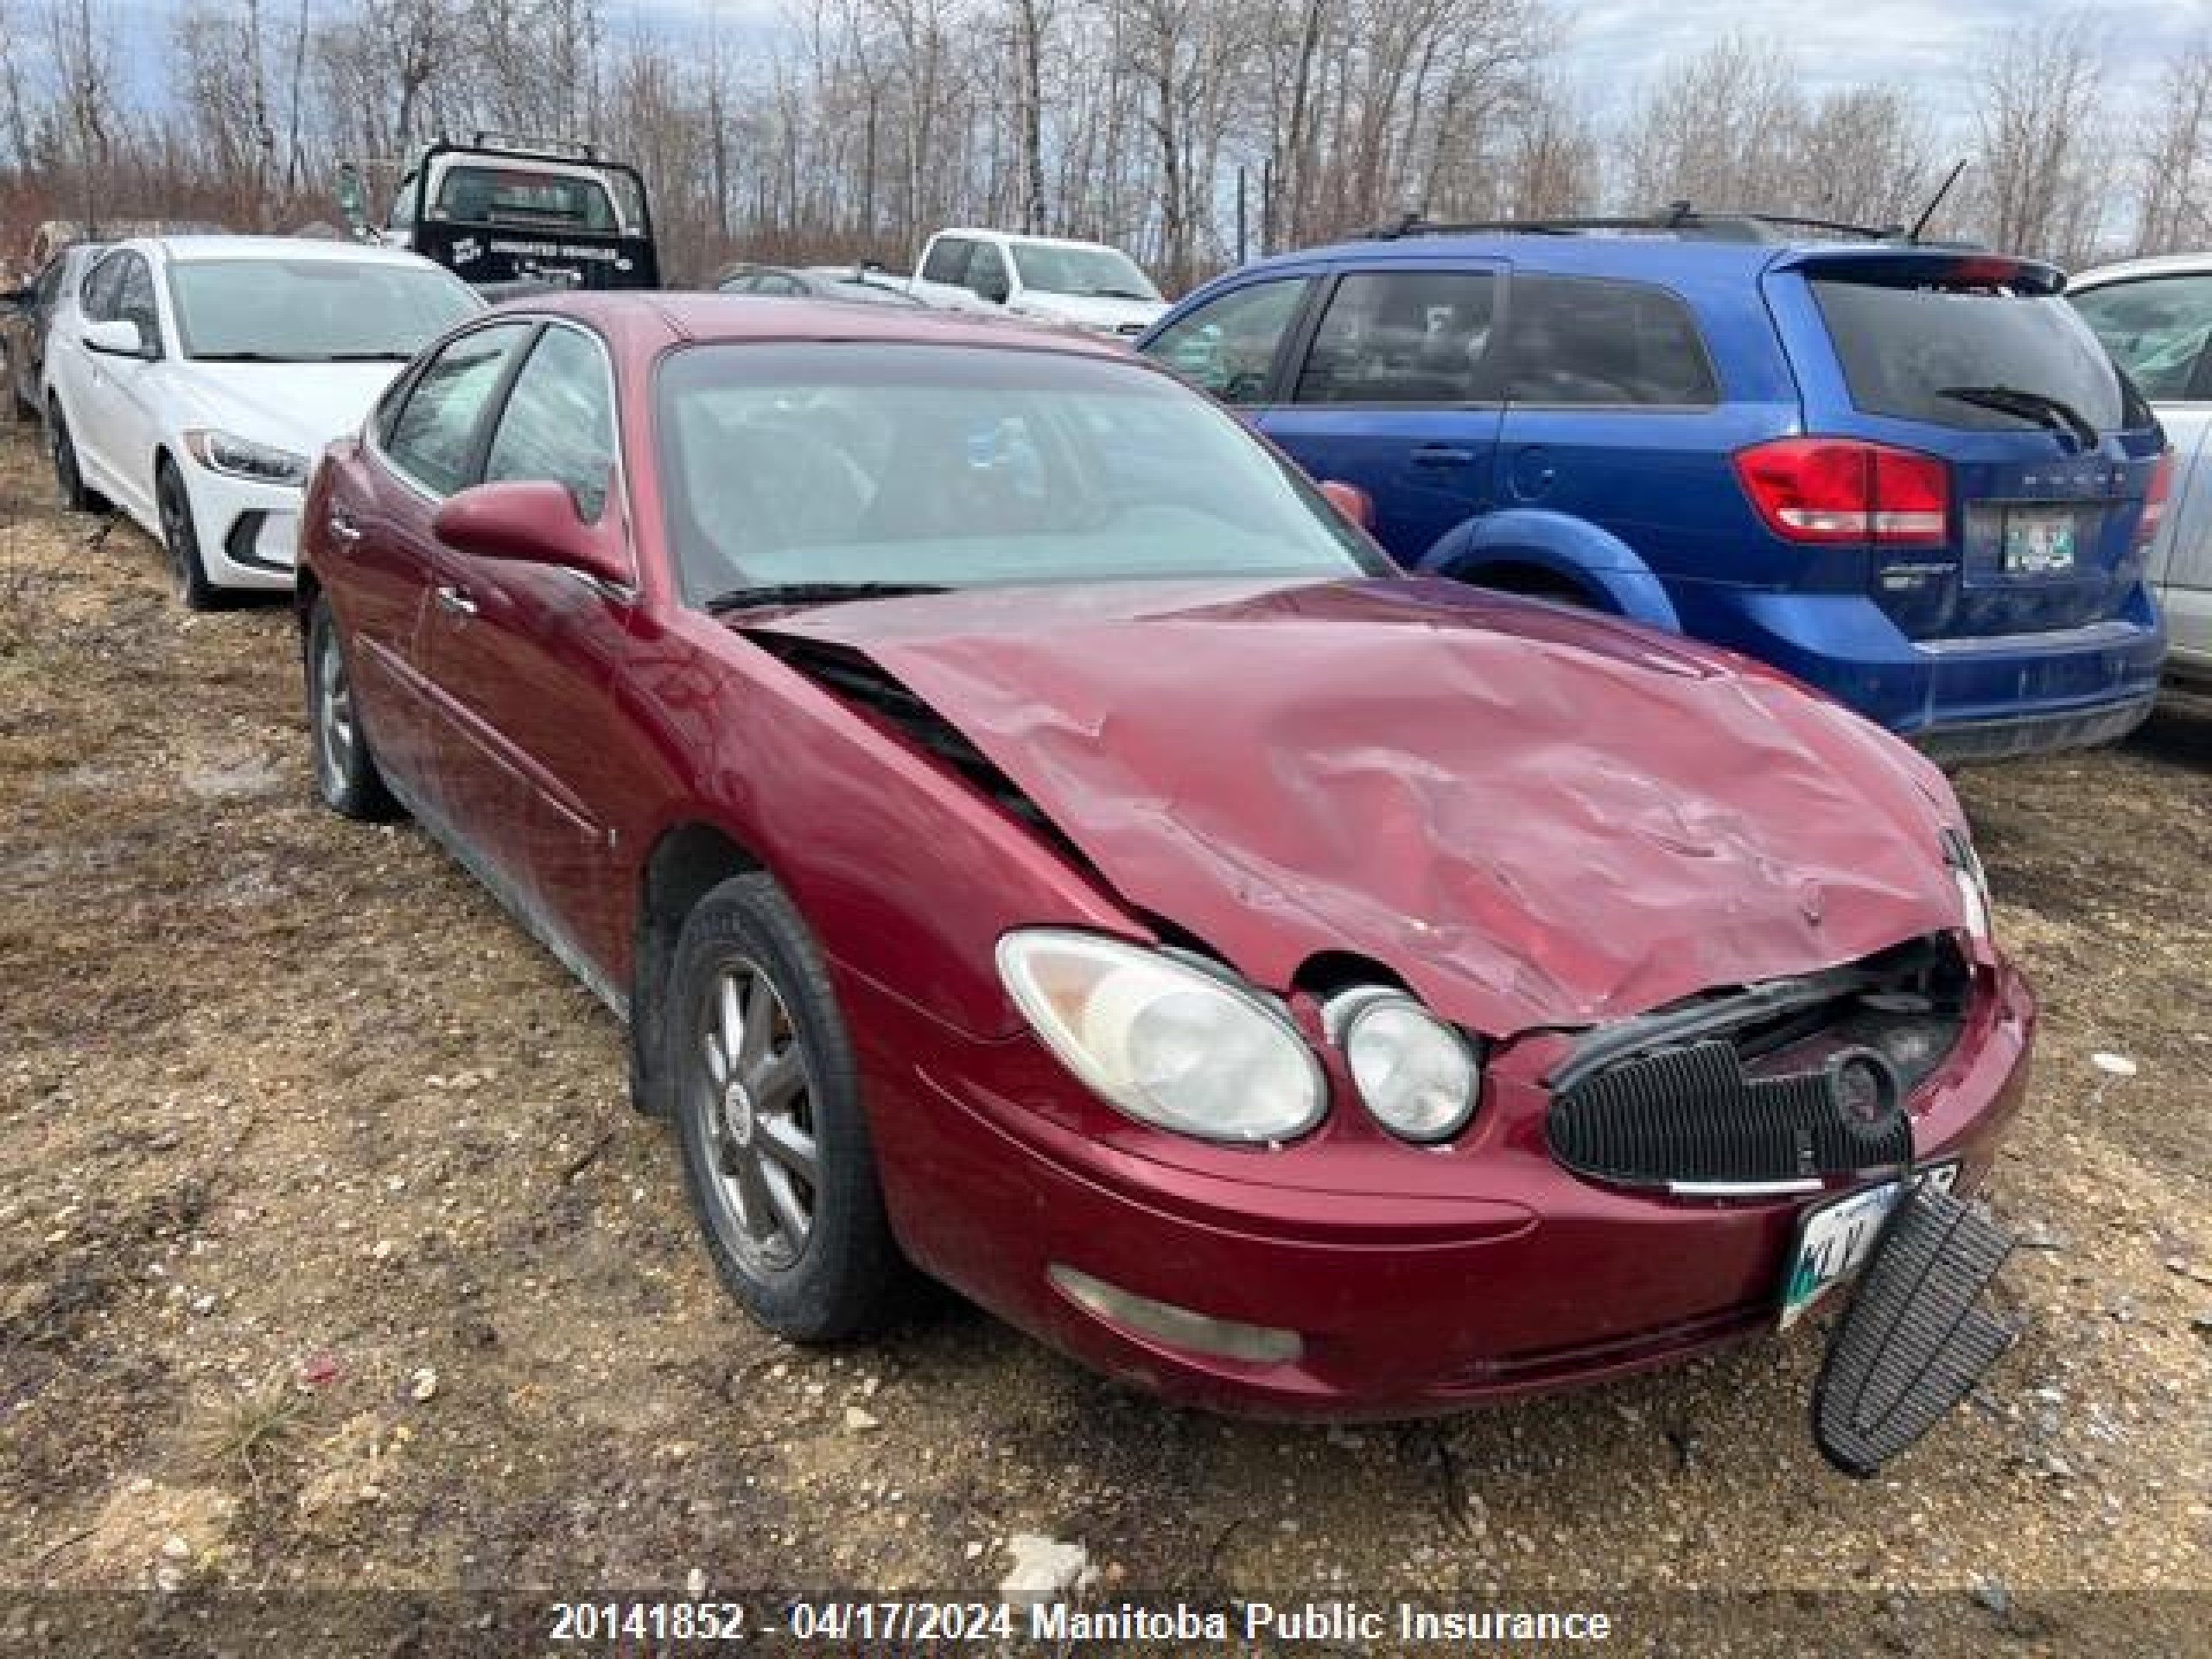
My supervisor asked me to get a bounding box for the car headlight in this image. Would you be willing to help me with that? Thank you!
[1326,988,1481,1142]
[183,429,310,486]
[1942,826,1992,942]
[995,929,1325,1144]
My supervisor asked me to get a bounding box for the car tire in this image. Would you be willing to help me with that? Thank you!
[156,457,222,612]
[306,594,402,822]
[48,400,98,512]
[668,872,902,1343]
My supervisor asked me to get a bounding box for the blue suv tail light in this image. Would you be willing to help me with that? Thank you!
[1734,439,1949,545]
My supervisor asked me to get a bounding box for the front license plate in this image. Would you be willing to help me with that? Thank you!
[2002,511,2076,575]
[1778,1161,1961,1331]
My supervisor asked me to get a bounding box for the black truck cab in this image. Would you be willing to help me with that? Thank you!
[378,135,659,294]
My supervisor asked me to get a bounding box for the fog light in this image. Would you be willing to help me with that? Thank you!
[1048,1264,1303,1364]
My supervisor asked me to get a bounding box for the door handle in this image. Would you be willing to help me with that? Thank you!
[435,583,478,617]
[326,507,363,543]
[1412,444,1477,467]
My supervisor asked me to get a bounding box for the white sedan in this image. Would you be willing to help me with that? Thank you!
[42,235,481,607]
[2070,255,2212,689]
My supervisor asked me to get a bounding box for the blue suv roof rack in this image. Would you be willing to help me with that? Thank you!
[1360,204,1909,245]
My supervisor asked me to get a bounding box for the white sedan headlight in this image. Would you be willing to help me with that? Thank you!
[996,930,1325,1144]
[1328,989,1481,1142]
[183,429,310,486]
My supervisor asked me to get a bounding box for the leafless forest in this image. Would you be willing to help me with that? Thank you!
[0,0,2207,289]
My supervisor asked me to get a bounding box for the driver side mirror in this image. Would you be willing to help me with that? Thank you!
[0,285,31,311]
[84,318,156,359]
[432,479,632,589]
[1319,479,1376,531]
[973,270,1010,306]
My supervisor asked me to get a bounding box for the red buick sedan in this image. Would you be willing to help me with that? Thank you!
[296,296,2033,1418]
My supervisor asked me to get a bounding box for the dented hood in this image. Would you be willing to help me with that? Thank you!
[756,577,1968,1037]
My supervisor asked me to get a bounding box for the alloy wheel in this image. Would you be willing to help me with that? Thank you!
[695,955,819,1273]
[315,624,356,797]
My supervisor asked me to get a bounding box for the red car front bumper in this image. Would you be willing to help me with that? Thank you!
[840,955,2036,1420]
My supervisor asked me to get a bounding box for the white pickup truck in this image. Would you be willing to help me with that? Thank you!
[904,228,1169,337]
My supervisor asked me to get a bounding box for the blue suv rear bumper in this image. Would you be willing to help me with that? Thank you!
[1698,588,2166,765]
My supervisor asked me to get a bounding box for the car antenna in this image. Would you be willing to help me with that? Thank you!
[1904,160,1969,245]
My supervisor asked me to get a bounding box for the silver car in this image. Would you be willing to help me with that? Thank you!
[1,241,105,422]
[2071,256,2212,687]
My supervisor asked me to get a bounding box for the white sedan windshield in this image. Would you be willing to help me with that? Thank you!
[168,259,481,362]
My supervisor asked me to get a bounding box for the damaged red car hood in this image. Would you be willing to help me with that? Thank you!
[755,577,1968,1037]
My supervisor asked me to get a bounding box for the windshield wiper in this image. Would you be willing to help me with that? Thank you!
[190,351,299,363]
[1937,384,2101,450]
[1086,286,1155,301]
[321,350,415,361]
[703,581,950,613]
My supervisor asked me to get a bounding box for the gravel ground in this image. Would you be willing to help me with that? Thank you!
[1,418,2207,1657]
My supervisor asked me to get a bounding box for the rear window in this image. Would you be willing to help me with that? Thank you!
[433,165,617,232]
[1811,278,2147,435]
[2070,274,2212,402]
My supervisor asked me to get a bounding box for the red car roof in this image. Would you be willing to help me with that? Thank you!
[512,290,1135,360]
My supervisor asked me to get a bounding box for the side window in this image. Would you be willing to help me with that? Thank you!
[35,257,65,306]
[968,242,1010,302]
[482,326,618,523]
[80,251,129,322]
[2072,276,2212,403]
[1294,269,1498,405]
[919,237,973,286]
[115,255,162,353]
[715,271,758,294]
[1500,274,1719,408]
[1141,277,1312,406]
[382,322,531,496]
[388,174,417,232]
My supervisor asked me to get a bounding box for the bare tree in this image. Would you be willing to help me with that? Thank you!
[2133,30,2212,254]
[0,0,2183,289]
[1789,88,1939,232]
[1618,36,1808,213]
[1006,0,1053,232]
[1970,11,2109,264]
[43,0,119,232]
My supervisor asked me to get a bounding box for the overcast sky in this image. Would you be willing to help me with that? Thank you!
[75,0,2212,127]
[1552,0,2206,121]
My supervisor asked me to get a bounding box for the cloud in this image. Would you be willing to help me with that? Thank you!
[1556,0,2199,123]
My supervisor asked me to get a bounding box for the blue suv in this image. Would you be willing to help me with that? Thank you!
[1138,214,2171,762]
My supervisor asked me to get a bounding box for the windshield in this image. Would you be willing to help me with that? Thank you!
[168,258,481,361]
[657,342,1383,604]
[434,164,619,231]
[1810,277,2146,435]
[1007,242,1160,302]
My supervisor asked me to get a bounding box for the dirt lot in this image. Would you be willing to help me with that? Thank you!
[1,416,2206,1658]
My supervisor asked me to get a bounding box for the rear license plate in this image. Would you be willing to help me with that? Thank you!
[2002,511,2076,575]
[1779,1161,1961,1331]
